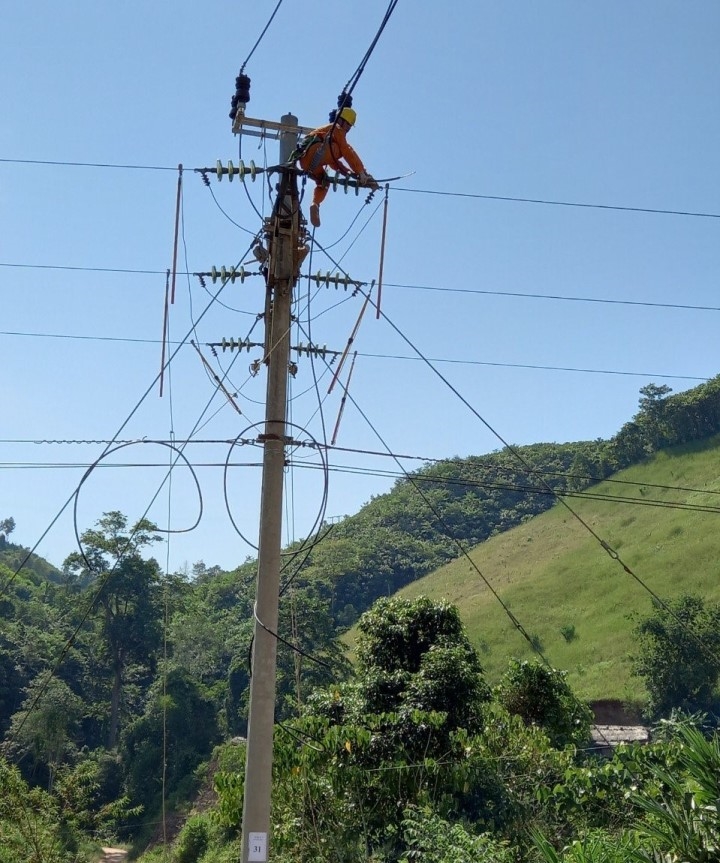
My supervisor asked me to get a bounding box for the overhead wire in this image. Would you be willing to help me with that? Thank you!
[308,227,720,671]
[4,457,720,515]
[0,236,255,601]
[392,185,720,220]
[3,157,720,219]
[0,325,711,382]
[238,0,286,73]
[5,439,720,505]
[5,261,720,314]
[11,291,273,742]
[341,0,401,99]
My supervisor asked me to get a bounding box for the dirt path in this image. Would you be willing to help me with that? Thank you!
[101,849,128,863]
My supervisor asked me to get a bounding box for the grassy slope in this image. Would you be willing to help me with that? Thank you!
[351,435,720,705]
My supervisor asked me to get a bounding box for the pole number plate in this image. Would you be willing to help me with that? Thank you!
[248,832,268,862]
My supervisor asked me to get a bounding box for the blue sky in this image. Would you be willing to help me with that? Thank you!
[2,1,719,574]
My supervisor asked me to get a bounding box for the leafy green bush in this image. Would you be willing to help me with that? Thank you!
[560,624,577,643]
[496,660,592,748]
[399,806,514,863]
[174,814,210,863]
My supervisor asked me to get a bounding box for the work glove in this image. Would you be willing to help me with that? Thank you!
[358,172,380,190]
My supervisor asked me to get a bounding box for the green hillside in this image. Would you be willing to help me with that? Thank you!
[387,435,720,704]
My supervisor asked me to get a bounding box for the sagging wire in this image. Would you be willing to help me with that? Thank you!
[194,270,259,316]
[198,171,259,237]
[328,195,384,263]
[304,215,720,673]
[223,421,329,553]
[252,601,332,671]
[294,346,616,753]
[204,313,266,411]
[279,524,337,594]
[11,440,204,742]
[0,239,254,603]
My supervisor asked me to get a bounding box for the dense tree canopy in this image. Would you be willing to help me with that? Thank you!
[632,594,720,720]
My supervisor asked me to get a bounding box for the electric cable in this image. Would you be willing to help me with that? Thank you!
[1,326,709,382]
[237,125,266,224]
[341,0,401,99]
[288,460,720,515]
[0,239,255,600]
[5,440,720,504]
[201,180,259,236]
[288,347,615,754]
[252,602,332,670]
[392,185,720,220]
[334,196,384,267]
[279,524,337,596]
[321,196,384,252]
[194,272,260,317]
[309,230,720,670]
[223,421,329,553]
[207,313,266,410]
[5,261,720,314]
[3,157,719,218]
[383,282,720,313]
[5,458,720,515]
[238,0,285,73]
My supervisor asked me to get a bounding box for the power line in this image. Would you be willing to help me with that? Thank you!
[342,0,401,97]
[308,234,720,671]
[3,459,720,515]
[2,158,718,219]
[392,186,720,220]
[4,438,720,502]
[0,157,174,171]
[3,261,719,314]
[239,0,285,71]
[0,261,165,275]
[0,328,708,381]
[360,352,708,382]
[384,282,720,313]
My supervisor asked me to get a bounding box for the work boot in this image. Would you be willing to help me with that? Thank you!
[310,203,321,228]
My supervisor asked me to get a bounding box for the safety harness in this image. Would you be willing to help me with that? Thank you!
[291,131,349,176]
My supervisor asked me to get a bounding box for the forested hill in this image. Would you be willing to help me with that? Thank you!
[277,375,720,627]
[0,533,62,586]
[1,376,719,851]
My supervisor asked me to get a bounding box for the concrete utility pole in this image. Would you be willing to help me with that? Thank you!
[239,115,304,863]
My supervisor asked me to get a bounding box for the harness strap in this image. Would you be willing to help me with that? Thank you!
[291,133,324,164]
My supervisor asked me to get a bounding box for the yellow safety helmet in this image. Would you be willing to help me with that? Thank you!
[339,107,357,126]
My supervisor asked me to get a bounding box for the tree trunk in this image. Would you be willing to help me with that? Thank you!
[108,659,122,749]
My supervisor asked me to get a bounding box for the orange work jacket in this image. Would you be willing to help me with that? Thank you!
[298,123,366,177]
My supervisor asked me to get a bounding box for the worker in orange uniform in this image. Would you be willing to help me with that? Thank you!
[296,107,379,228]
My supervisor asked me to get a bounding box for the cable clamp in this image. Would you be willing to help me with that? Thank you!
[600,540,619,560]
